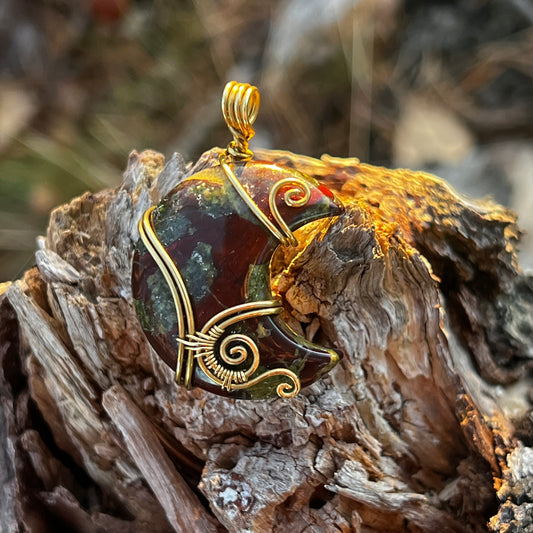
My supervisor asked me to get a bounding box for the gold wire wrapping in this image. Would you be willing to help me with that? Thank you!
[268,177,311,247]
[220,156,312,247]
[139,206,194,386]
[178,301,301,396]
[138,208,301,398]
[222,81,260,161]
[220,81,312,247]
[135,81,317,397]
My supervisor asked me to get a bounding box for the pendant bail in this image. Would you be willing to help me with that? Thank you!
[222,81,260,161]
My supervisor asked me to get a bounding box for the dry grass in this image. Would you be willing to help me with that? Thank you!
[1,0,532,279]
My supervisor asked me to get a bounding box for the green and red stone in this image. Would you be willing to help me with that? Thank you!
[131,160,344,399]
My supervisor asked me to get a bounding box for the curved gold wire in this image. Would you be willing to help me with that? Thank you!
[221,82,312,248]
[236,366,300,397]
[222,81,260,160]
[268,177,311,247]
[139,207,196,388]
[220,154,288,244]
[201,300,282,333]
[220,155,312,247]
[135,82,314,397]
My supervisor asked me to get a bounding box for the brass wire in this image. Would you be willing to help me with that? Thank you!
[220,81,311,247]
[219,154,290,244]
[222,81,259,160]
[134,81,313,397]
[139,208,301,397]
[139,207,196,387]
[268,177,311,247]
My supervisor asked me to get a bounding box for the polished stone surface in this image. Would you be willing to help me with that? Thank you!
[132,160,343,399]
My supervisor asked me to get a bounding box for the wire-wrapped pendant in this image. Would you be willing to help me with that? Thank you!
[132,82,344,399]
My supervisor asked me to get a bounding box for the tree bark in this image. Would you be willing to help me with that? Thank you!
[1,147,532,532]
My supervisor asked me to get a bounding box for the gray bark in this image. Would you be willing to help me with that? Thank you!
[1,147,532,532]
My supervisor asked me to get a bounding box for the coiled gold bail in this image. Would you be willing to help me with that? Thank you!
[222,81,260,161]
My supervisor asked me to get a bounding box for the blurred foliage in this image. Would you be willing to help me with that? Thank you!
[1,0,532,280]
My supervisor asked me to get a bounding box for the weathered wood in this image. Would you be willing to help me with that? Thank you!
[1,148,532,532]
[102,385,219,533]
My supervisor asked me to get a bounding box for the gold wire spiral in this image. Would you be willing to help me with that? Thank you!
[222,81,260,160]
[135,82,315,397]
[268,177,311,247]
[220,81,312,247]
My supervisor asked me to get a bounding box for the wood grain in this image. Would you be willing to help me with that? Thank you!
[1,148,532,532]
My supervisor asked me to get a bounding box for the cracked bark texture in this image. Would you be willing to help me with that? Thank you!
[1,147,532,533]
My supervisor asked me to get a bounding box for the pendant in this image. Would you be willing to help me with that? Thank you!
[132,82,344,399]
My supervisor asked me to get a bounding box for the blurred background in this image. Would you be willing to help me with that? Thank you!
[1,0,532,281]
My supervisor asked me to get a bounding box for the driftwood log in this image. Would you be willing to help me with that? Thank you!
[1,147,532,532]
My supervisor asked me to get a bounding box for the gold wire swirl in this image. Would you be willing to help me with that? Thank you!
[220,156,312,247]
[221,82,312,247]
[214,334,260,391]
[178,301,300,396]
[220,334,253,365]
[139,208,302,397]
[242,366,300,398]
[222,81,260,161]
[220,154,289,244]
[268,177,311,247]
[196,331,300,396]
[195,330,301,397]
[276,373,301,398]
[182,328,259,391]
